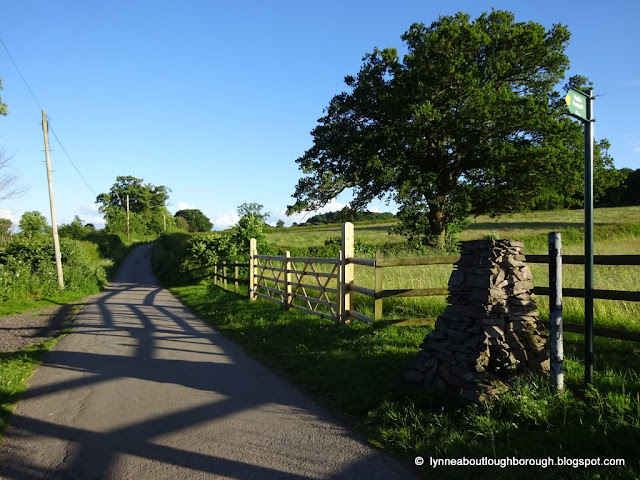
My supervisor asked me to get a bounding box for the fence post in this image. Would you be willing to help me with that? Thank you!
[341,222,354,324]
[548,232,564,393]
[374,252,383,322]
[223,261,228,290]
[284,251,292,310]
[249,238,257,301]
[214,264,218,286]
[235,264,239,294]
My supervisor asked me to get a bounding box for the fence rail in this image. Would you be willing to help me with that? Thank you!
[210,261,249,294]
[204,223,640,343]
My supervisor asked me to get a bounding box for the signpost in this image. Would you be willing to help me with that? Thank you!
[565,89,588,121]
[566,87,595,386]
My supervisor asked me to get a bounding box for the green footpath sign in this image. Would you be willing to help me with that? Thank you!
[565,88,589,121]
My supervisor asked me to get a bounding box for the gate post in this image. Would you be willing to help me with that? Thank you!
[284,251,292,310]
[249,238,257,301]
[340,222,354,324]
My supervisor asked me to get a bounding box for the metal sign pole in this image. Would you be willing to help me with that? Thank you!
[584,89,595,386]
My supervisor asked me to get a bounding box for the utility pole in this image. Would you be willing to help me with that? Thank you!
[41,110,64,289]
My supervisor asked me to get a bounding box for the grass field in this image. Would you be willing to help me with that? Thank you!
[266,206,640,250]
[167,285,640,480]
[265,206,640,333]
[154,207,640,479]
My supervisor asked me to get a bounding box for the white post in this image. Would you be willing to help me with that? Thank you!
[340,222,354,324]
[249,238,257,300]
[284,251,292,310]
[548,232,564,393]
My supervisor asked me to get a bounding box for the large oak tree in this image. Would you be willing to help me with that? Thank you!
[288,11,619,247]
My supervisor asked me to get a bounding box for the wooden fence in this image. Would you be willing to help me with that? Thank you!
[210,261,249,294]
[205,222,640,341]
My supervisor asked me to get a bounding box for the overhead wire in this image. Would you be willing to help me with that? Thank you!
[0,34,96,195]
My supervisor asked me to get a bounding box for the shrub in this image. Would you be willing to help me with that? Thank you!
[0,238,107,302]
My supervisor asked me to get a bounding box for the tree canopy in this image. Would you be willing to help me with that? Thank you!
[175,209,213,232]
[0,78,7,116]
[288,10,619,247]
[96,176,174,235]
[18,211,49,239]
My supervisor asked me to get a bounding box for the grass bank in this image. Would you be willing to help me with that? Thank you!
[169,283,640,480]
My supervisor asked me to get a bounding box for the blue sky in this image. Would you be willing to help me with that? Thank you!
[1,0,638,230]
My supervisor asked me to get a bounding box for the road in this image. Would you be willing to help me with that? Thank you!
[0,244,418,479]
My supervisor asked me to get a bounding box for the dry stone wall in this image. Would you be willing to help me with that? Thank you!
[406,239,549,402]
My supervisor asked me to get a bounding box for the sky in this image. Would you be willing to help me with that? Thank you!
[1,0,638,231]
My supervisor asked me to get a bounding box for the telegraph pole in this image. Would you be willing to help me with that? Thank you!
[41,110,64,289]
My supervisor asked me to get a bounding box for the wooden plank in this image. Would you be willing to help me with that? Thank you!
[348,257,375,267]
[255,254,287,261]
[289,282,338,295]
[376,287,449,299]
[377,255,460,267]
[563,323,640,342]
[256,264,287,274]
[349,284,375,298]
[215,274,245,283]
[257,284,286,297]
[533,286,640,302]
[254,274,285,285]
[289,256,341,265]
[290,304,336,322]
[292,293,337,309]
[347,309,374,324]
[256,292,283,305]
[290,269,339,280]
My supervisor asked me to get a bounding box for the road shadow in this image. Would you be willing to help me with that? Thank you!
[0,245,414,480]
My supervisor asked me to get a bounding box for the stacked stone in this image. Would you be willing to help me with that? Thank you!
[406,239,549,403]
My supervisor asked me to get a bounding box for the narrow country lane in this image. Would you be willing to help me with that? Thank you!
[0,244,418,480]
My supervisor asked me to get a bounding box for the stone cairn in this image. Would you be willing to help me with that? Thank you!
[406,239,549,403]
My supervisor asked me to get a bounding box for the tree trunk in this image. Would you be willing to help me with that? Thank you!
[427,202,446,249]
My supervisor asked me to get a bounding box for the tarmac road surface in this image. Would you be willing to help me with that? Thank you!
[0,244,419,479]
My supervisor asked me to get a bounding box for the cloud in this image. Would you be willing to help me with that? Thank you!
[633,147,640,153]
[73,205,105,229]
[177,201,196,210]
[0,208,17,225]
[214,210,240,230]
[268,199,347,226]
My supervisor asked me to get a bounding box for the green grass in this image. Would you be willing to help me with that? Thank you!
[169,283,640,480]
[265,206,640,249]
[155,206,640,479]
[0,308,77,440]
[262,206,640,333]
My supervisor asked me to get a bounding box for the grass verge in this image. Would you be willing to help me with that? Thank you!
[0,306,78,441]
[170,282,640,480]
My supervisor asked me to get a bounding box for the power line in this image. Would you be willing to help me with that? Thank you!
[0,34,96,196]
[0,35,44,111]
[45,115,96,195]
